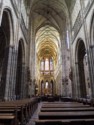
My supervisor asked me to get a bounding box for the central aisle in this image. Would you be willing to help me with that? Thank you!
[27,102,42,125]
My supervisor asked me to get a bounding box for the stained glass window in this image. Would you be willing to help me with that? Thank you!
[50,58,53,70]
[66,31,69,49]
[45,58,49,70]
[41,59,44,70]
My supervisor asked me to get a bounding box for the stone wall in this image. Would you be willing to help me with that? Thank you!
[0,0,29,100]
[71,0,94,98]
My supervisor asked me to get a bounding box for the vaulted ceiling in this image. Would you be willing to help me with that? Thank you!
[25,0,75,14]
[36,26,59,61]
[30,0,70,33]
[65,0,75,11]
[29,0,73,67]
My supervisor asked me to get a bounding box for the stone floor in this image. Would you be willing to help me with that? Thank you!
[26,102,42,125]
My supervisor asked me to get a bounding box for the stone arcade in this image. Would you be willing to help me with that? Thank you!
[0,0,94,125]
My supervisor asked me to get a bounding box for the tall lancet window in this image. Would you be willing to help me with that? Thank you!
[50,58,53,70]
[45,58,49,70]
[41,59,44,70]
[66,30,70,49]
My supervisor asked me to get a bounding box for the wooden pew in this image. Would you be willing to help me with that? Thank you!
[42,101,88,105]
[42,102,80,104]
[35,119,94,125]
[41,107,94,112]
[42,104,90,108]
[0,102,27,124]
[0,113,18,125]
[37,101,94,125]
[0,97,38,125]
[38,111,94,119]
[60,97,73,102]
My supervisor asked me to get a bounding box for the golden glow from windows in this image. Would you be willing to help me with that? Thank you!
[45,58,49,70]
[35,25,61,78]
[40,58,54,71]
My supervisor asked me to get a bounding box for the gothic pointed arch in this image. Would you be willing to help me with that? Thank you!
[0,9,14,99]
[75,39,87,98]
[15,39,25,99]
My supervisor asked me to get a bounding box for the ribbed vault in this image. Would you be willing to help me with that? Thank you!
[30,0,70,33]
[31,0,70,59]
[36,25,60,67]
[29,0,71,88]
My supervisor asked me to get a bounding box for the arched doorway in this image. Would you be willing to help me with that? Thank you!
[15,40,25,99]
[76,40,87,98]
[0,10,11,99]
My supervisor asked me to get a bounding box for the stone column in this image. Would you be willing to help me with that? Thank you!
[4,46,14,100]
[11,48,18,100]
[3,46,18,101]
[75,62,81,98]
[0,0,3,23]
[20,62,26,98]
[8,46,14,100]
[24,66,28,97]
[89,46,94,97]
[61,32,67,96]
[71,66,75,98]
